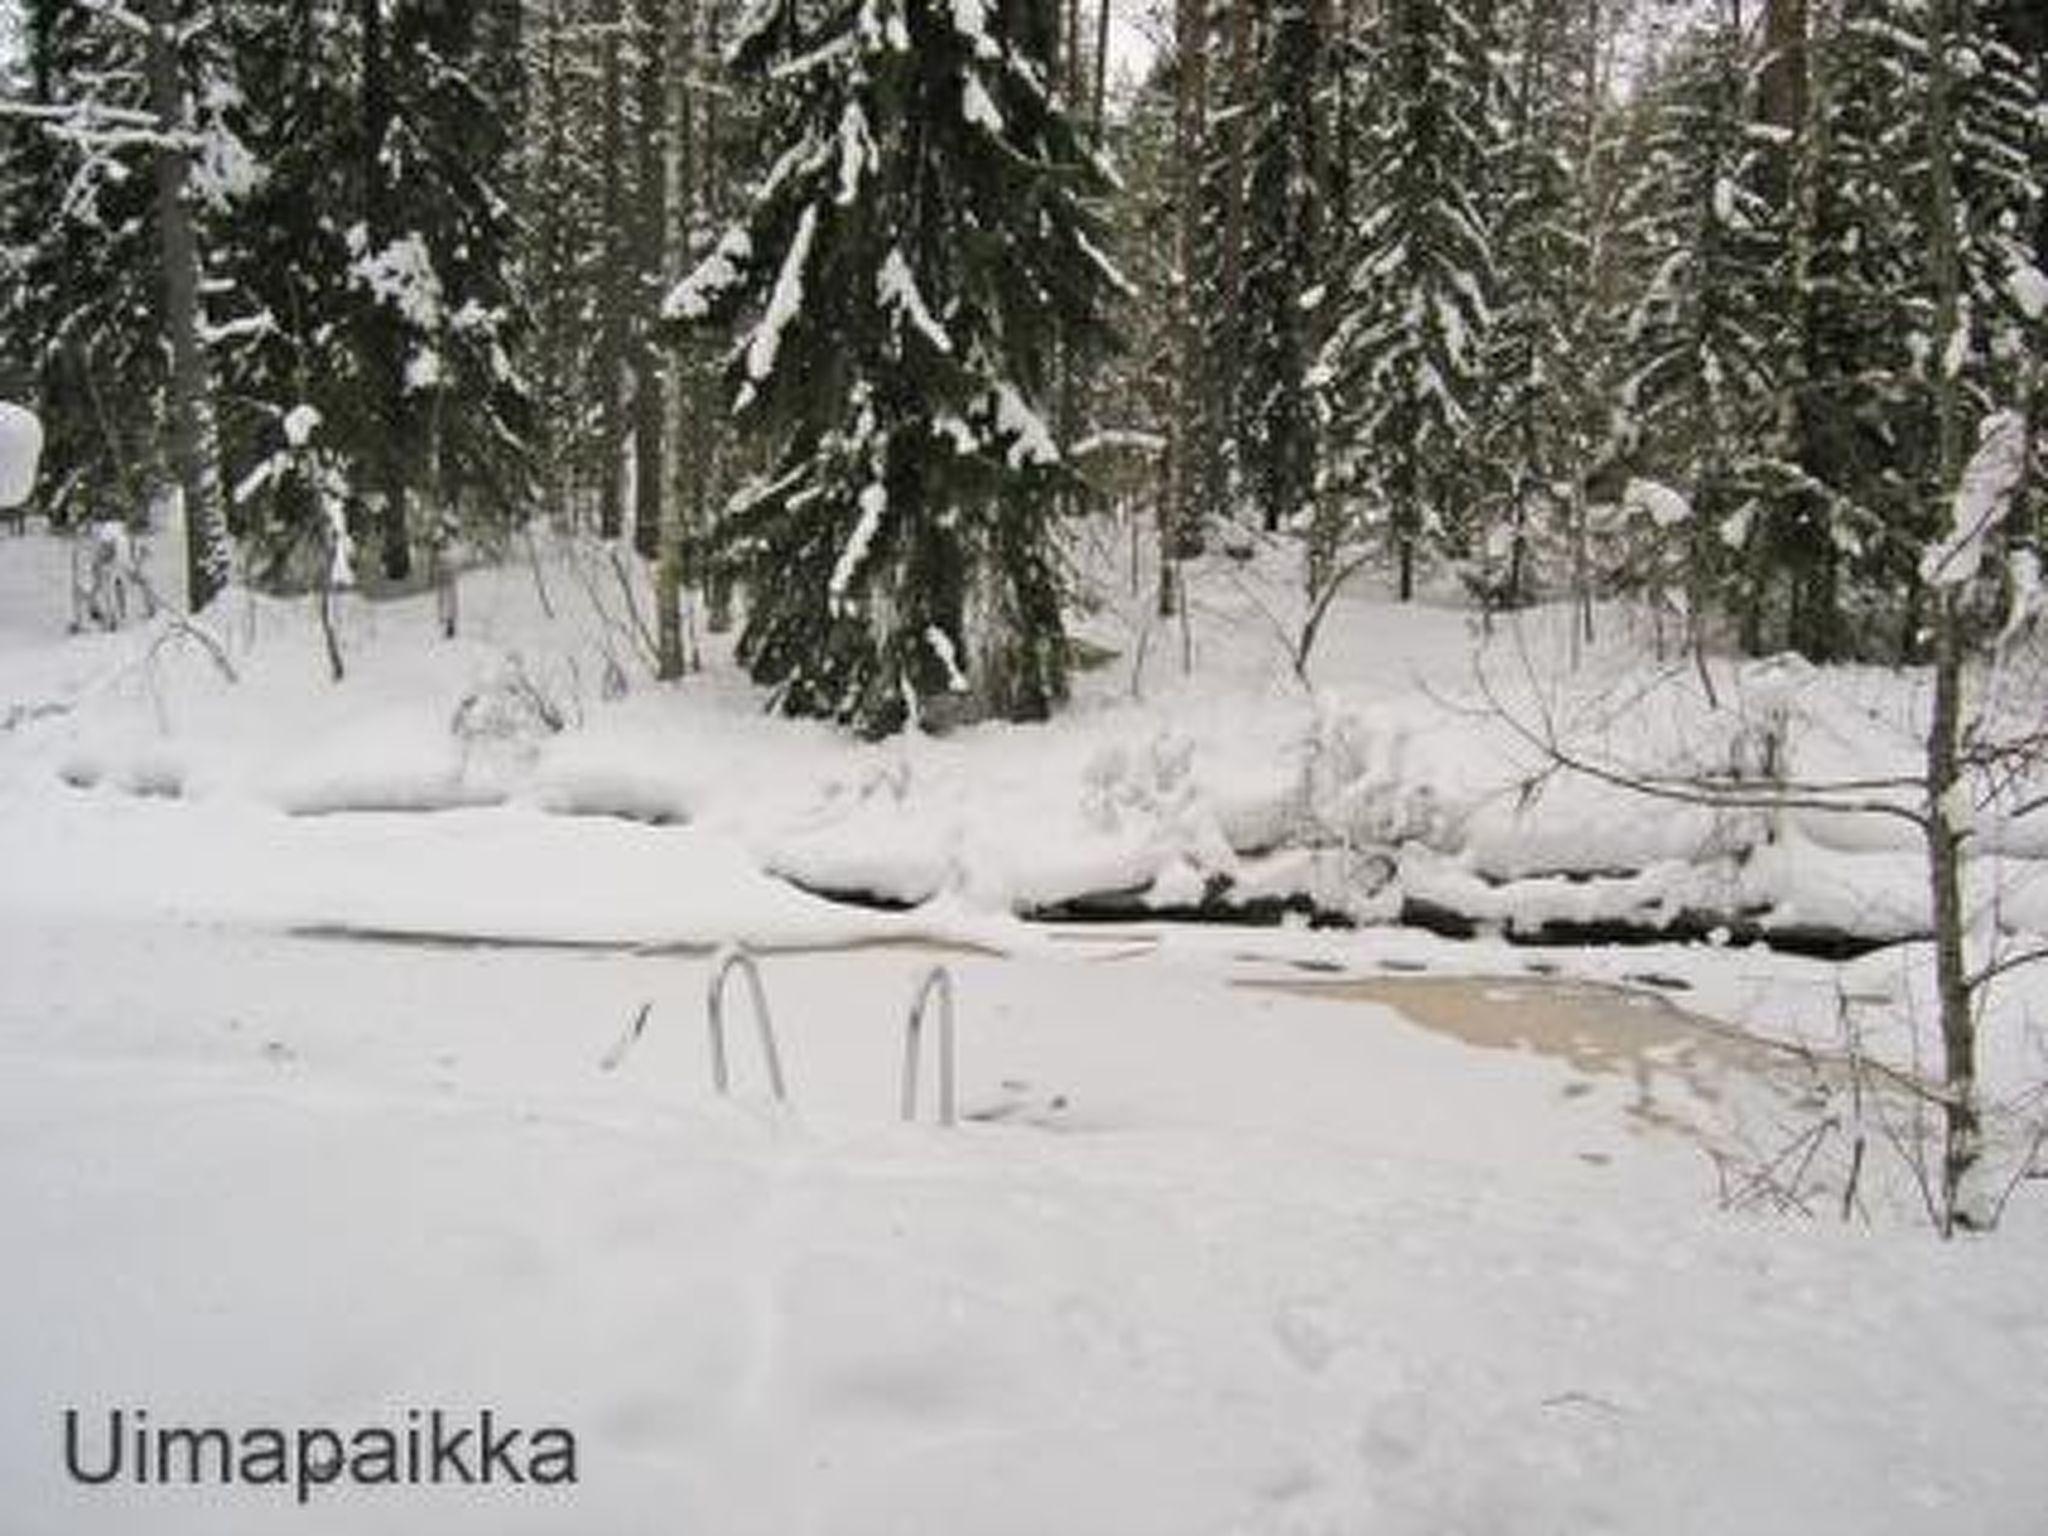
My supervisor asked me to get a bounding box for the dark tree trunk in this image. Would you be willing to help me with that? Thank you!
[145,0,230,610]
[1763,0,1836,659]
[1760,0,1808,161]
[655,0,697,680]
[1165,0,1208,598]
[598,0,626,542]
[1217,0,1254,526]
[1065,0,1082,103]
[359,0,410,580]
[633,0,667,563]
[1092,0,1111,138]
[537,0,571,512]
[698,0,734,635]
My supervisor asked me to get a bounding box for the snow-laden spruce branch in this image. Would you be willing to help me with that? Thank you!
[0,99,163,132]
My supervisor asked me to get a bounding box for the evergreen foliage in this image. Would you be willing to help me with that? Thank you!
[1236,1,1326,543]
[1,0,2040,708]
[669,0,1120,735]
[1613,19,1778,624]
[210,0,360,582]
[1747,0,2044,659]
[1477,0,1596,609]
[348,0,531,579]
[5,0,180,526]
[1318,0,1499,601]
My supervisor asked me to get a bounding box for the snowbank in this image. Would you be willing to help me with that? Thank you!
[5,528,2045,957]
[0,401,43,509]
[2,914,2045,1535]
[4,526,2048,1534]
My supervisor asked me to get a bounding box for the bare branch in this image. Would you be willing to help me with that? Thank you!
[1474,659,1931,829]
[1965,944,2048,994]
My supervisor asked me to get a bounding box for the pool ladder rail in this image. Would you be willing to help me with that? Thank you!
[700,943,958,1127]
[900,963,957,1128]
[706,943,789,1102]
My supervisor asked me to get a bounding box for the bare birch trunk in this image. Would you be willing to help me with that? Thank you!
[598,0,627,542]
[1924,0,1985,1234]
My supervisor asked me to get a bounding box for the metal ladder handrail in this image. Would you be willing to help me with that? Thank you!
[900,964,957,1127]
[706,944,788,1102]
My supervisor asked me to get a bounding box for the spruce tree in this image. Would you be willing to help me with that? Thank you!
[1194,0,1255,534]
[1318,0,1499,601]
[1948,0,2042,426]
[1479,0,1596,609]
[522,0,617,524]
[1770,0,1934,657]
[1614,18,1777,634]
[1237,1,1326,545]
[3,0,241,605]
[4,0,170,527]
[350,0,530,580]
[1760,0,2043,659]
[210,0,359,584]
[668,0,1120,736]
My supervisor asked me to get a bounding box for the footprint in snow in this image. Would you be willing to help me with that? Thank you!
[1272,1298,1342,1375]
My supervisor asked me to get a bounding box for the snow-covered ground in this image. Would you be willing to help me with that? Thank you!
[3,520,2046,1533]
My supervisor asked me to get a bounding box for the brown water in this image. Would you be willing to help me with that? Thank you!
[1241,973,1834,1153]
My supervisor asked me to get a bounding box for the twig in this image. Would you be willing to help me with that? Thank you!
[607,544,660,667]
[149,613,240,685]
[1989,1120,2048,1227]
[1475,658,1928,829]
[599,1002,654,1071]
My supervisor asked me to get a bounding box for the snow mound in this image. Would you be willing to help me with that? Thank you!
[0,402,42,509]
[267,713,505,816]
[533,738,697,826]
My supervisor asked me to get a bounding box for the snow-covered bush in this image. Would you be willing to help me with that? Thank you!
[451,655,576,754]
[1290,702,1463,857]
[0,402,43,514]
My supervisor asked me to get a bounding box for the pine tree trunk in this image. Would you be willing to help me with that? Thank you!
[633,0,668,565]
[1221,0,1253,516]
[698,0,734,636]
[1763,0,1836,660]
[1065,0,1082,104]
[1093,0,1111,137]
[1569,0,1606,655]
[655,0,696,681]
[538,0,571,516]
[360,0,410,580]
[1166,0,1208,586]
[1761,0,1808,157]
[1396,448,1417,603]
[1301,0,1338,587]
[145,0,231,612]
[598,0,626,542]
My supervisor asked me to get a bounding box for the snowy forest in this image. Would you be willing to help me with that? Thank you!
[4,2,2048,1531]
[4,0,2041,715]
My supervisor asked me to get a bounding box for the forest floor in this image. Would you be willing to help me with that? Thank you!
[2,519,2046,1534]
